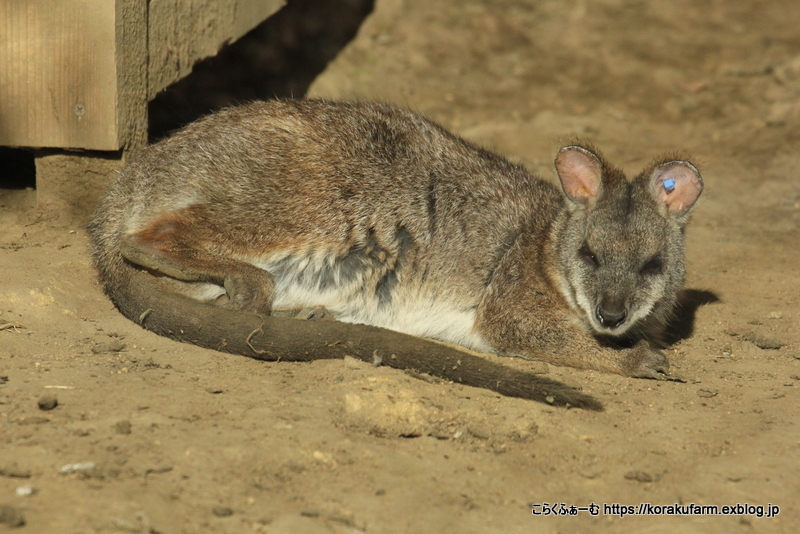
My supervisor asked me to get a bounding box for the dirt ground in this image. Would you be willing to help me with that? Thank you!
[2,0,800,532]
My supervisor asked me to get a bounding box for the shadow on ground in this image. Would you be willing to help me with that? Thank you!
[148,0,375,140]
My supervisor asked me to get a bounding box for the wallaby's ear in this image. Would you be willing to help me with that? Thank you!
[555,146,603,204]
[649,160,703,216]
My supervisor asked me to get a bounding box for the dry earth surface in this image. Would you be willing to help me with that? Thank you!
[2,0,800,532]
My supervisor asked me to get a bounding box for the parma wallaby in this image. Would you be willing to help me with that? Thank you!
[87,99,703,407]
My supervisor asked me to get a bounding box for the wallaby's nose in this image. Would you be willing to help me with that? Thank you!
[596,303,627,329]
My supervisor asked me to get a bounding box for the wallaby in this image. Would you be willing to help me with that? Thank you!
[87,99,703,408]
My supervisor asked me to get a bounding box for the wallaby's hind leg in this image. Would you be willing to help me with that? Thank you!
[119,212,275,315]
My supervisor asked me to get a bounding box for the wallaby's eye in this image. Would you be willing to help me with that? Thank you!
[641,255,663,276]
[579,243,599,268]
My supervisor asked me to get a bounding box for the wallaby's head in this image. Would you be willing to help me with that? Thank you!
[553,144,703,338]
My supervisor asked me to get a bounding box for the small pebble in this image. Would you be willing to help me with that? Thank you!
[90,341,127,354]
[0,505,25,527]
[467,424,491,440]
[212,506,234,517]
[743,333,784,350]
[0,464,31,478]
[15,485,36,497]
[697,388,718,398]
[343,355,364,369]
[114,420,132,435]
[300,509,321,517]
[110,517,141,531]
[624,470,654,483]
[60,462,96,474]
[37,395,58,411]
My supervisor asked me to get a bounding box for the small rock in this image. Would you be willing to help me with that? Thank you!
[772,55,800,83]
[508,422,539,442]
[0,505,25,527]
[110,517,143,532]
[300,509,321,517]
[0,464,31,478]
[526,361,550,374]
[343,355,365,369]
[467,423,492,440]
[91,341,127,354]
[37,394,58,411]
[624,470,654,483]
[17,416,50,425]
[765,102,795,126]
[144,466,173,477]
[60,462,96,474]
[15,485,37,497]
[743,333,784,350]
[114,420,132,435]
[212,506,234,517]
[698,388,718,398]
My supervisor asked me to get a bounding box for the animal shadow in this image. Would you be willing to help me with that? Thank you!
[663,288,720,345]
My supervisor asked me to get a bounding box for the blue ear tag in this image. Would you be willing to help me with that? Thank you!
[663,178,676,192]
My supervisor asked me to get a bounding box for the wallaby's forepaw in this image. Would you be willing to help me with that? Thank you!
[296,307,335,321]
[621,342,670,379]
[271,307,336,320]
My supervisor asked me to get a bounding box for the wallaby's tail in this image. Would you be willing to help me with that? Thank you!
[105,267,602,410]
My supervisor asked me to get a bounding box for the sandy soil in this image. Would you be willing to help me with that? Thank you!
[2,0,800,532]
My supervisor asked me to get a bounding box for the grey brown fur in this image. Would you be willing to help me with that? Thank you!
[87,99,703,404]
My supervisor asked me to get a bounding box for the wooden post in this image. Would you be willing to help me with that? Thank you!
[0,0,146,151]
[0,0,284,223]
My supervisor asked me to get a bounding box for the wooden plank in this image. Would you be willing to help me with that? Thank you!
[0,0,122,150]
[115,0,148,152]
[147,0,285,99]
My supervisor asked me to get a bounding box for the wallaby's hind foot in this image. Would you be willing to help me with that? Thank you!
[119,233,276,315]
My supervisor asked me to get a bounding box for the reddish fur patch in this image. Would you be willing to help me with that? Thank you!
[133,206,208,252]
[131,204,325,261]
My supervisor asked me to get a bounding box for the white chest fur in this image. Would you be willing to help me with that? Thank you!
[249,251,493,353]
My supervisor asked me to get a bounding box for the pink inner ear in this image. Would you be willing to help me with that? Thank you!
[555,146,602,202]
[653,162,703,215]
